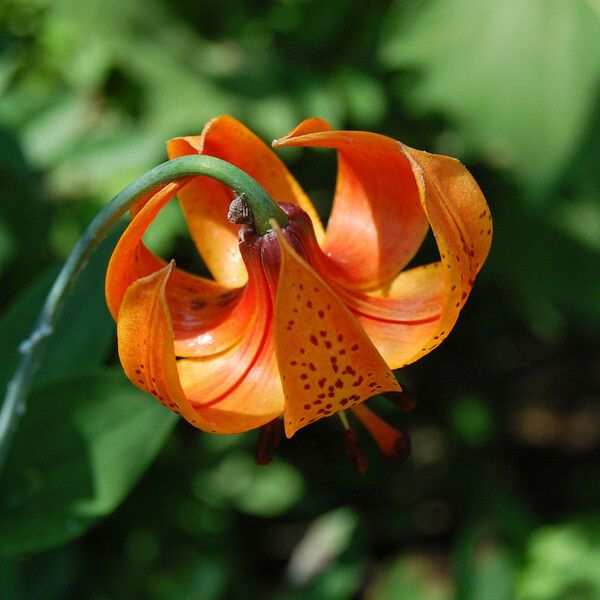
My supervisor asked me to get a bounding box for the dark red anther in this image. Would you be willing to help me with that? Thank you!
[343,427,369,475]
[385,429,412,464]
[383,389,417,412]
[254,418,283,465]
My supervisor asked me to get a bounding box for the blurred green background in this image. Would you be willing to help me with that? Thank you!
[1,0,599,598]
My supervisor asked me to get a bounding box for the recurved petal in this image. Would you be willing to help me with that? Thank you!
[117,263,214,432]
[398,145,492,362]
[106,182,253,358]
[106,181,186,318]
[176,333,284,434]
[290,216,445,369]
[167,115,325,287]
[404,147,492,284]
[175,243,284,432]
[336,263,444,369]
[273,226,402,438]
[287,134,492,369]
[117,257,284,435]
[273,118,430,289]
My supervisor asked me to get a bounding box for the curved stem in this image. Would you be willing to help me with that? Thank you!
[0,155,286,472]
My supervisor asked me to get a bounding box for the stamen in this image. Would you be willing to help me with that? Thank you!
[343,427,369,475]
[338,411,351,430]
[383,389,417,412]
[254,418,283,465]
[352,404,411,463]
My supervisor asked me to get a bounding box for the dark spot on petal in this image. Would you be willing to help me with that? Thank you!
[191,299,207,310]
[353,376,364,387]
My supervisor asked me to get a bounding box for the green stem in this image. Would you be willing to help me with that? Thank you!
[0,155,286,472]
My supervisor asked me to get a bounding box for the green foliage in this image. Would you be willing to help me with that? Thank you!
[518,518,600,600]
[0,369,178,555]
[380,0,600,199]
[0,228,119,391]
[0,0,599,598]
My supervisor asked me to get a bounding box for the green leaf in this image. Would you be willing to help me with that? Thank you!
[488,199,600,334]
[454,525,516,600]
[0,369,178,556]
[517,518,600,600]
[380,0,600,198]
[192,453,304,517]
[0,226,122,392]
[450,394,494,446]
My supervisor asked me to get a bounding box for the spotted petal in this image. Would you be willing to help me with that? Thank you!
[397,145,492,361]
[273,118,430,290]
[279,126,492,368]
[106,182,254,358]
[117,257,284,434]
[337,264,444,369]
[340,147,492,367]
[273,227,402,438]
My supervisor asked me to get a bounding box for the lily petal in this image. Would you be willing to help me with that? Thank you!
[273,118,429,290]
[117,263,214,432]
[176,243,284,432]
[168,115,325,287]
[336,145,491,368]
[117,255,284,434]
[283,135,492,368]
[273,226,402,438]
[289,214,444,369]
[337,263,444,369]
[397,145,492,362]
[403,146,492,285]
[106,182,254,357]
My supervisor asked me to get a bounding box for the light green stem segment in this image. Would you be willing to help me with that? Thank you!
[0,155,287,473]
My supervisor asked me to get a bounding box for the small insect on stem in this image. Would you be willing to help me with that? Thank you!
[227,193,254,226]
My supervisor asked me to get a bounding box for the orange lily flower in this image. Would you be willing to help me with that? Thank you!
[105,116,491,460]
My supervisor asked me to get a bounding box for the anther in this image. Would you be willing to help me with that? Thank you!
[352,404,411,463]
[254,418,283,465]
[383,389,417,412]
[343,427,369,475]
